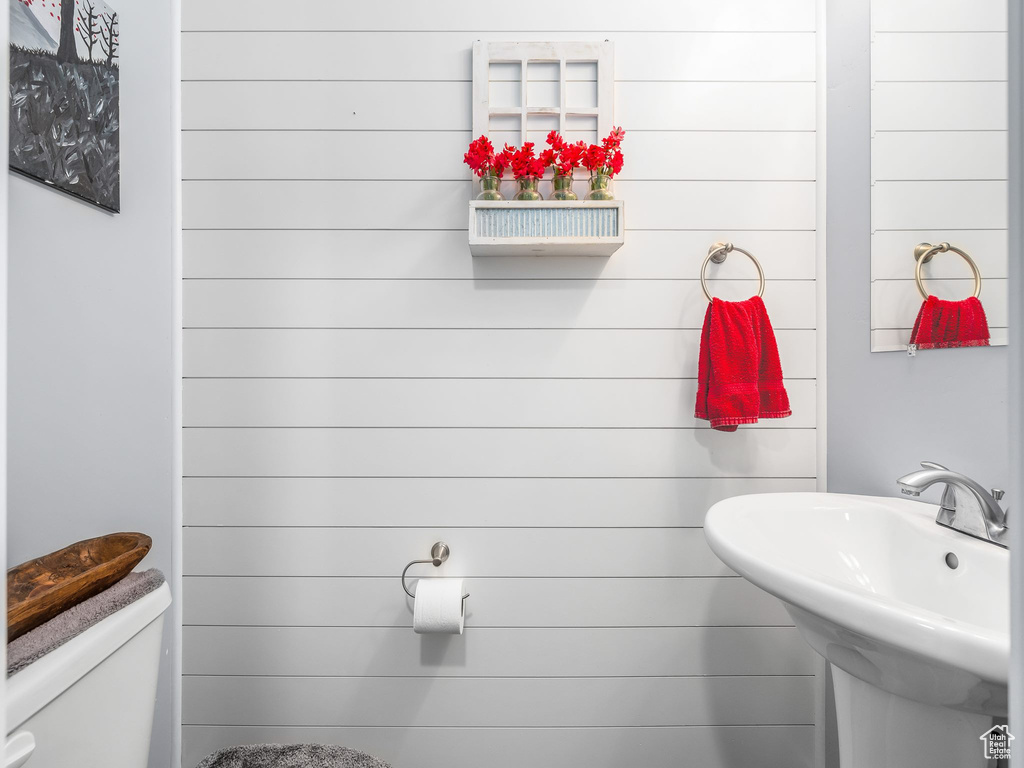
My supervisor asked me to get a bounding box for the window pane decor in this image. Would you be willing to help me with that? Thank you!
[473,41,614,149]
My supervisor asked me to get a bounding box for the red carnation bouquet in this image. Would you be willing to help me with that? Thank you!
[463,128,625,201]
[463,135,506,179]
[541,130,587,177]
[501,142,545,180]
[580,127,625,200]
[582,126,626,177]
[465,135,508,200]
[539,130,586,200]
[498,142,545,200]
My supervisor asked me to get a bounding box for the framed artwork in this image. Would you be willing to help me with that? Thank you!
[10,0,120,212]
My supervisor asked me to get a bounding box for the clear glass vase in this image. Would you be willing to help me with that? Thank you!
[514,177,543,201]
[585,171,614,201]
[549,172,578,201]
[476,173,504,201]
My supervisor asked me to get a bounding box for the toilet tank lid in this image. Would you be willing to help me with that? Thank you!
[6,581,171,732]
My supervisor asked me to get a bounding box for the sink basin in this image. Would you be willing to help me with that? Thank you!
[705,492,1009,768]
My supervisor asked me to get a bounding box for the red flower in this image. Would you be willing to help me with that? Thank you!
[495,142,541,179]
[582,129,626,177]
[546,130,565,151]
[557,141,585,175]
[508,142,544,180]
[499,143,517,163]
[602,126,626,151]
[608,150,624,176]
[493,151,508,177]
[464,131,623,182]
[582,144,607,172]
[463,135,505,178]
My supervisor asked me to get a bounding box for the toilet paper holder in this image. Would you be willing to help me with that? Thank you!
[401,541,470,602]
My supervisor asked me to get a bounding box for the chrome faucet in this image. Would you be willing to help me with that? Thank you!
[897,462,1009,548]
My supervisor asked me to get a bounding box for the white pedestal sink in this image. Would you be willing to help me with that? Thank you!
[704,493,1009,768]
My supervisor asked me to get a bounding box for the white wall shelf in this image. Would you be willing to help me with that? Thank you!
[469,41,620,258]
[468,200,625,257]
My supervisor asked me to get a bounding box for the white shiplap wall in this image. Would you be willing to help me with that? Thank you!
[870,0,1009,351]
[180,3,820,767]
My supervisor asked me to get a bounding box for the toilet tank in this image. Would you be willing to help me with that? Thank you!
[5,582,172,768]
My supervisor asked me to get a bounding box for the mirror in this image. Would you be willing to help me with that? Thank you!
[870,0,1008,352]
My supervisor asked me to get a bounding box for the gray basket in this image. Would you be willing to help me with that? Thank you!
[468,200,625,257]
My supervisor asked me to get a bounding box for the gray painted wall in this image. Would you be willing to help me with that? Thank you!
[826,4,1011,764]
[827,0,1010,498]
[6,1,178,765]
[1007,0,1022,747]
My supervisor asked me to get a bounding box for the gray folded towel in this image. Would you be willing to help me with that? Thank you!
[196,745,392,768]
[7,568,166,676]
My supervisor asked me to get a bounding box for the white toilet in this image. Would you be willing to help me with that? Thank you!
[5,582,172,768]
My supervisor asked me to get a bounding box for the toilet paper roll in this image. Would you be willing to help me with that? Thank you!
[412,578,465,635]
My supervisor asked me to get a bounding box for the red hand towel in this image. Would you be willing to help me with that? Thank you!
[909,296,990,350]
[694,296,791,432]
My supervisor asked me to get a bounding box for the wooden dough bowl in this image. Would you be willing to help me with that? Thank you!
[7,532,152,642]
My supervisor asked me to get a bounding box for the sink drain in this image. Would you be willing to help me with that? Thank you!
[944,552,959,570]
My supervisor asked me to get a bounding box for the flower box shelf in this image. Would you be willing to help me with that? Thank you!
[468,200,625,257]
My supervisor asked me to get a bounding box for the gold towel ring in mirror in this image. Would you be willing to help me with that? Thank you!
[913,242,982,301]
[700,242,766,303]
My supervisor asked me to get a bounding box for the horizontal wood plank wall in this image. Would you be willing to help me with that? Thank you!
[181,2,820,767]
[870,0,1009,350]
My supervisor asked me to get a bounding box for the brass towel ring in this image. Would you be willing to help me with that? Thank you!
[700,242,766,303]
[913,242,982,301]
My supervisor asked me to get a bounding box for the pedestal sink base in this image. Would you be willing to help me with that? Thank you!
[832,666,993,768]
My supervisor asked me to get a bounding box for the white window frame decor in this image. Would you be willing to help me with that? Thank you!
[469,41,623,258]
[472,40,615,143]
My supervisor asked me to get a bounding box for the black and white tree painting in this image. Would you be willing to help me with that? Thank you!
[10,0,120,211]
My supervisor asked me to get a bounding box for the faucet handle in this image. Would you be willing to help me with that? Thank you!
[921,461,949,471]
[991,490,1009,531]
